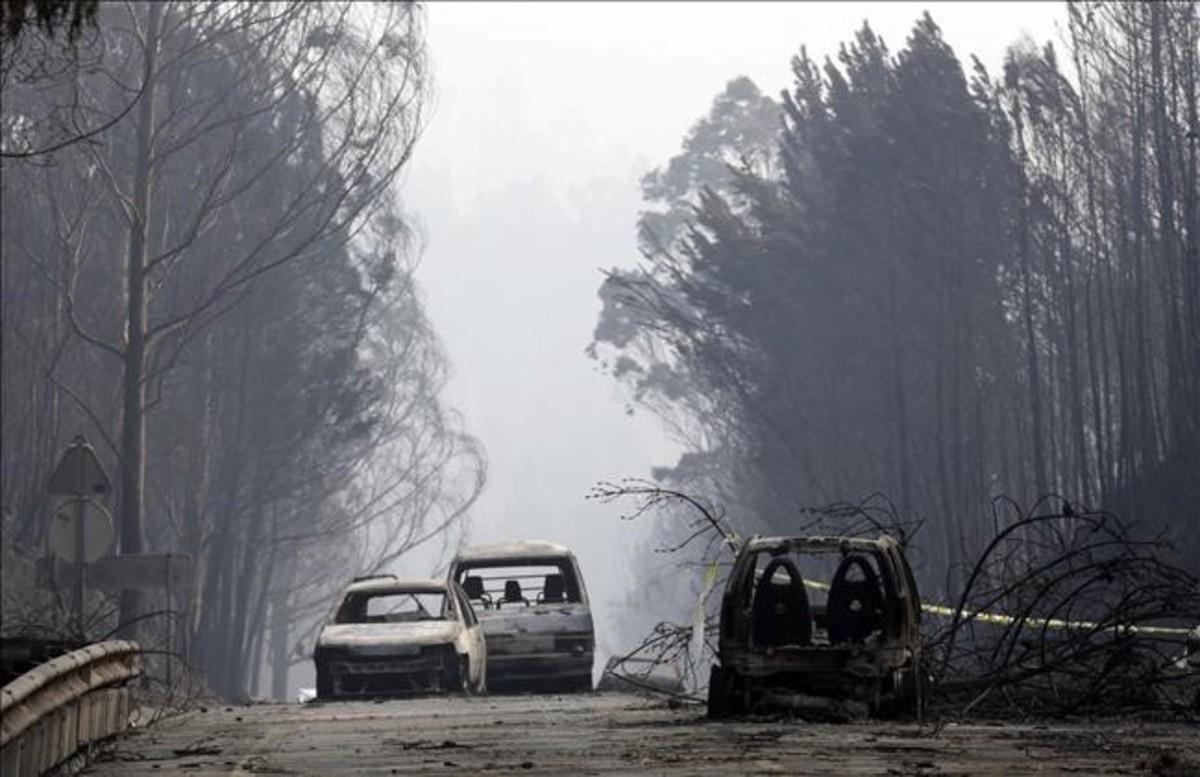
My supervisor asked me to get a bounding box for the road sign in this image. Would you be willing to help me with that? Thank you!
[47,498,114,563]
[46,435,110,497]
[45,434,112,638]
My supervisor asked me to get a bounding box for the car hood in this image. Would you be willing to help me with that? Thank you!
[477,603,593,637]
[318,621,461,649]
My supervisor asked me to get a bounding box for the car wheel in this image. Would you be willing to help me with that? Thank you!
[316,663,333,700]
[443,654,471,694]
[729,669,750,715]
[460,657,474,695]
[889,657,923,718]
[707,665,729,719]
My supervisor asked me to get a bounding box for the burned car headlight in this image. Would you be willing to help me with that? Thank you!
[313,645,347,662]
[554,636,592,655]
[421,644,458,666]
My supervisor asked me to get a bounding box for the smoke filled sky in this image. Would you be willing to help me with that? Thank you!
[403,2,1065,655]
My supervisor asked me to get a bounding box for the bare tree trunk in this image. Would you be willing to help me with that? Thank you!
[119,0,162,636]
[243,536,278,699]
[228,495,268,695]
[1010,80,1049,499]
[196,327,251,695]
[886,266,913,520]
[269,566,294,701]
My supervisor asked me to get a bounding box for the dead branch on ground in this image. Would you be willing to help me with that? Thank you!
[926,499,1199,718]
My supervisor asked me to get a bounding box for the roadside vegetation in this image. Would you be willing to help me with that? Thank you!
[1,1,484,700]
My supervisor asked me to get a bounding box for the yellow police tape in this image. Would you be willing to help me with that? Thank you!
[799,577,1194,638]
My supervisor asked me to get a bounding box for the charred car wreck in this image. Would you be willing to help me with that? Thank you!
[708,535,923,720]
[314,576,486,700]
[448,541,595,693]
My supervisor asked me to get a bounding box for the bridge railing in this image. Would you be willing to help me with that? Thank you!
[0,640,141,777]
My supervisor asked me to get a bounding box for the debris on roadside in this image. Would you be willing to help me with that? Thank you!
[593,481,1199,722]
[925,503,1199,719]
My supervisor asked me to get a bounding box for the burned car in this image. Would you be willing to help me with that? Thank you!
[447,541,594,692]
[707,534,922,719]
[314,575,486,699]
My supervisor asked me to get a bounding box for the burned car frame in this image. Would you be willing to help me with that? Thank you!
[708,534,923,719]
[314,575,486,700]
[447,541,594,693]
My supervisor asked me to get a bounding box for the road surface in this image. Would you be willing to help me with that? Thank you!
[87,693,1196,775]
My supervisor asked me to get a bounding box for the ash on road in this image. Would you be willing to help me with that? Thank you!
[88,693,1196,775]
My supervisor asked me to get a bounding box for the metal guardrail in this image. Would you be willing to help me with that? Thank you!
[0,640,141,777]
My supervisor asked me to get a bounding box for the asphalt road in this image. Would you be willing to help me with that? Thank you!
[87,693,1197,776]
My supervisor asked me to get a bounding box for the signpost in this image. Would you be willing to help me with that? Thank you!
[40,435,195,681]
[46,435,111,639]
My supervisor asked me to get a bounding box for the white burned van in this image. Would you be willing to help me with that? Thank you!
[447,541,594,692]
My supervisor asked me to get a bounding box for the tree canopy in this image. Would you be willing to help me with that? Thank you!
[593,3,1200,589]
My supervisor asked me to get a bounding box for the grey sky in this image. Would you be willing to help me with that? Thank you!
[403,1,1066,657]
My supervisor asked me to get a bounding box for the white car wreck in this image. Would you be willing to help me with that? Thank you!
[448,541,594,693]
[313,575,486,699]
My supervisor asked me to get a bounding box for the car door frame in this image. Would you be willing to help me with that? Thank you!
[449,580,487,690]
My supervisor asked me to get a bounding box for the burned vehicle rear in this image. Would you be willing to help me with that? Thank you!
[314,576,486,700]
[448,541,594,692]
[708,535,922,719]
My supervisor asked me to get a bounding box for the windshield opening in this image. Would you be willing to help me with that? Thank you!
[742,547,891,647]
[455,557,582,610]
[335,591,448,624]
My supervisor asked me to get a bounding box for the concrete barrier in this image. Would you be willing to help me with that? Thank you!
[0,640,140,776]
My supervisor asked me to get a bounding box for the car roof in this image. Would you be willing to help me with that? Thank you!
[344,576,448,595]
[454,540,575,563]
[742,534,901,553]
